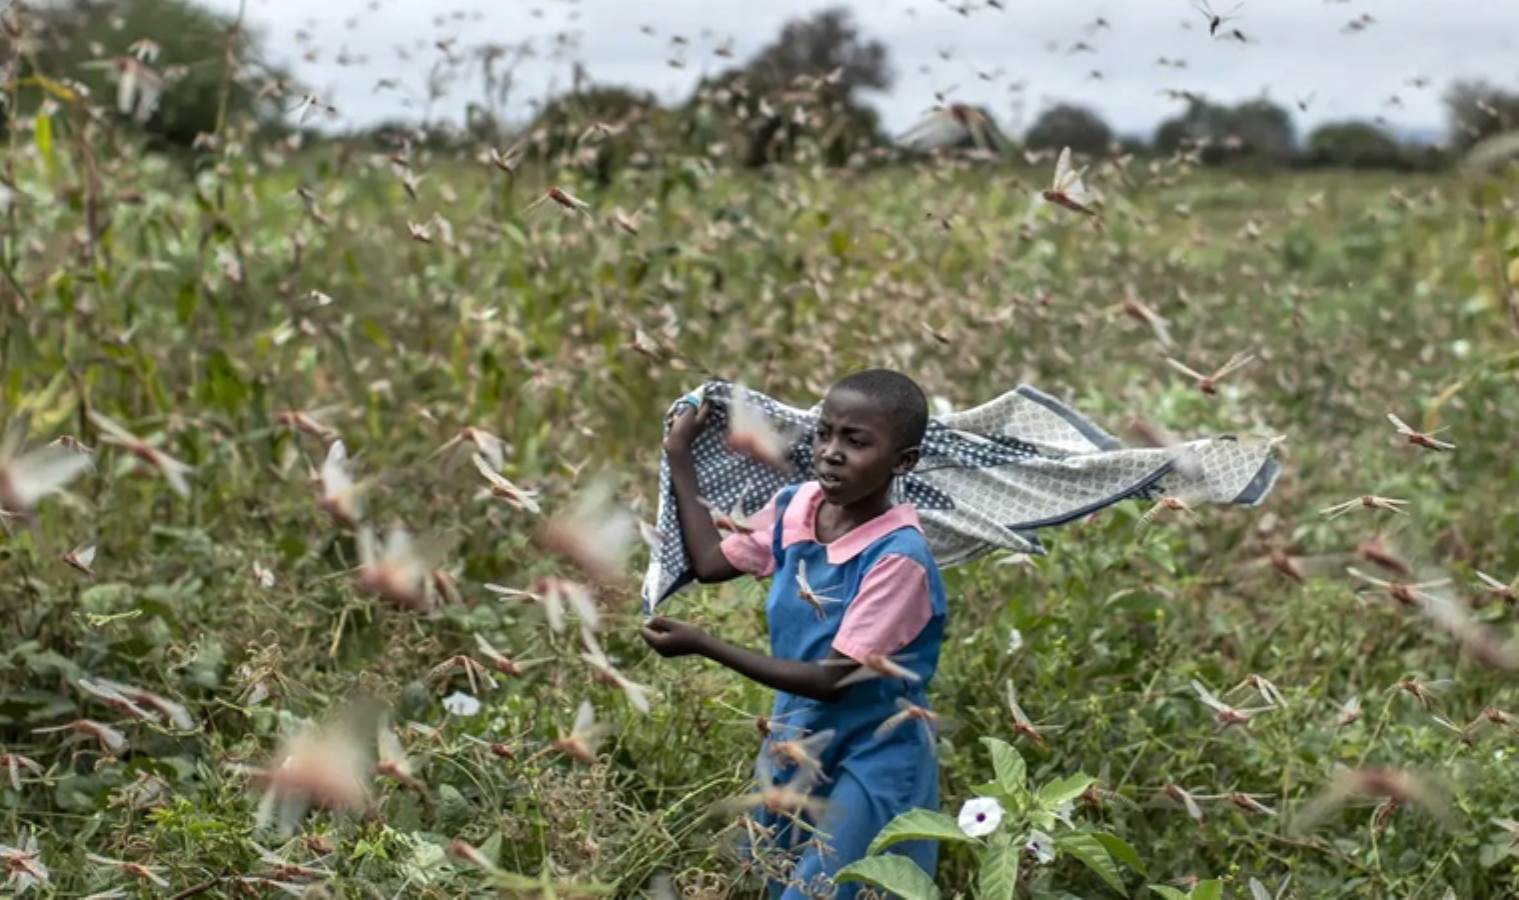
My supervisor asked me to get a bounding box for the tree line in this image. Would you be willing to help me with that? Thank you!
[7,0,1519,174]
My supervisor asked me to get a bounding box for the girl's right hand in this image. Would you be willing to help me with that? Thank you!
[663,400,711,455]
[641,616,709,657]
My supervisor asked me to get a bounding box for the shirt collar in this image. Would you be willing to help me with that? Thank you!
[780,481,923,564]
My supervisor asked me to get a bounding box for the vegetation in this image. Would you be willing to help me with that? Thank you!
[3,2,1519,898]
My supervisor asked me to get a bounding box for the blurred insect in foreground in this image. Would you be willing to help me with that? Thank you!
[244,719,372,836]
[765,727,835,783]
[874,698,941,743]
[822,652,921,688]
[0,424,94,518]
[88,411,193,498]
[896,103,996,153]
[430,426,509,472]
[85,853,169,889]
[0,834,48,893]
[472,632,548,678]
[61,543,96,577]
[713,752,828,823]
[275,407,343,444]
[1006,681,1065,749]
[485,576,600,634]
[534,478,637,585]
[375,716,427,795]
[1334,695,1362,727]
[581,629,654,714]
[699,495,754,535]
[471,454,540,514]
[1163,351,1254,395]
[1193,0,1242,36]
[526,186,592,217]
[0,752,43,791]
[1292,767,1453,834]
[1475,570,1517,605]
[1319,495,1408,519]
[1157,783,1211,823]
[1191,679,1273,730]
[552,700,610,765]
[1386,414,1454,451]
[796,560,843,619]
[725,386,796,472]
[1038,146,1098,217]
[355,525,444,611]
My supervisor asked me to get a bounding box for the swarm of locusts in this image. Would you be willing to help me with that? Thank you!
[0,0,1517,895]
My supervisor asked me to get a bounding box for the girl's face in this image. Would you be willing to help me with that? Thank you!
[811,388,919,506]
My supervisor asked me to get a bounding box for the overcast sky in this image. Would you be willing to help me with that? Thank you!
[199,0,1519,143]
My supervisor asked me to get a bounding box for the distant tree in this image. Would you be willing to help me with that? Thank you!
[1024,103,1112,155]
[19,0,284,146]
[1154,97,1295,163]
[1305,121,1407,169]
[692,7,892,167]
[1444,80,1519,153]
[522,85,665,183]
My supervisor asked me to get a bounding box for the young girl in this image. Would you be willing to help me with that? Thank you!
[642,369,946,899]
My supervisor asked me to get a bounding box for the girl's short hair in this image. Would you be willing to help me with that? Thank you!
[831,369,929,450]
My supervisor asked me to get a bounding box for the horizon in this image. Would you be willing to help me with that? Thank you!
[197,0,1519,146]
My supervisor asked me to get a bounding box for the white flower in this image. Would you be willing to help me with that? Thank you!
[1052,799,1075,828]
[957,797,1005,838]
[1025,829,1056,864]
[441,692,481,717]
[1006,627,1025,654]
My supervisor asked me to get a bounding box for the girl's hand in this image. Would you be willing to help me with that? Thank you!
[641,616,709,658]
[662,400,711,456]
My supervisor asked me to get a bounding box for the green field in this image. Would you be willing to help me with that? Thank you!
[3,117,1519,898]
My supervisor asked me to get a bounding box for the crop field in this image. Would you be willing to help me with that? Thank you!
[3,104,1519,899]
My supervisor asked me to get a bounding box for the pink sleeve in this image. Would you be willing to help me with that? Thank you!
[718,493,780,578]
[832,555,934,662]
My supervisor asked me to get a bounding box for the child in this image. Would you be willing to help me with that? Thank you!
[642,369,946,899]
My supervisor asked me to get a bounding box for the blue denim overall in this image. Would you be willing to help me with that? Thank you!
[753,485,948,899]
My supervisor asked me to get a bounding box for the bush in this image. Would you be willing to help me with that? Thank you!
[1305,121,1407,169]
[1444,80,1519,153]
[1155,98,1295,163]
[1024,104,1112,155]
[19,0,282,146]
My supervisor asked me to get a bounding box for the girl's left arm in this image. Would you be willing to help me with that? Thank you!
[641,617,858,703]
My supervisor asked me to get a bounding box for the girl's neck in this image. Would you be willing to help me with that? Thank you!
[815,484,893,542]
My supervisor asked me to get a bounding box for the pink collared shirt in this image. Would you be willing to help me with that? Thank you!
[720,482,934,662]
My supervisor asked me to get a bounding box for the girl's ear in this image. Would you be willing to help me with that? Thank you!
[893,446,922,476]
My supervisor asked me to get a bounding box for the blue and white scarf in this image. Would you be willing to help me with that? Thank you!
[642,380,1281,613]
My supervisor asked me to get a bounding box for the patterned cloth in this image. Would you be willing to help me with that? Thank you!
[642,380,1281,613]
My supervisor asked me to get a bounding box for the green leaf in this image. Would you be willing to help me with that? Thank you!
[1191,880,1223,900]
[868,808,973,855]
[977,839,1019,900]
[981,737,1027,796]
[834,855,940,900]
[1056,832,1127,896]
[1145,888,1191,900]
[1037,774,1095,810]
[1091,832,1147,878]
[35,113,57,183]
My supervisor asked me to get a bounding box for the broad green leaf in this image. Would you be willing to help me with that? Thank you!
[1037,774,1095,810]
[834,854,940,900]
[1191,880,1223,900]
[1056,832,1127,896]
[981,737,1027,796]
[1145,888,1190,900]
[868,808,973,854]
[1091,832,1148,878]
[977,839,1019,900]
